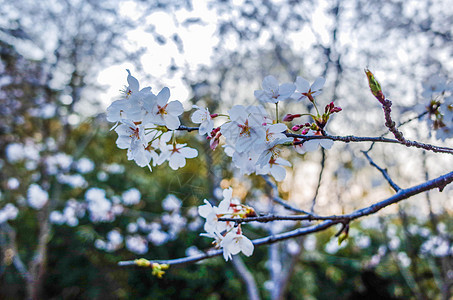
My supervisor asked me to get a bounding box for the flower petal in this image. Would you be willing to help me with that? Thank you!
[278,83,296,98]
[167,100,184,116]
[239,236,254,256]
[262,75,279,91]
[157,87,170,106]
[295,76,310,93]
[165,115,181,130]
[179,147,198,158]
[126,69,139,92]
[311,77,326,91]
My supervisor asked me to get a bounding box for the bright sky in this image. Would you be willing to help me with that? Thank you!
[97,1,220,110]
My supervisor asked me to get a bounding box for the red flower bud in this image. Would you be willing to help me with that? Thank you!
[283,114,302,122]
[292,125,302,131]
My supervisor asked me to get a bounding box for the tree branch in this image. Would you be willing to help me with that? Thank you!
[176,125,453,154]
[118,170,453,267]
[361,150,401,192]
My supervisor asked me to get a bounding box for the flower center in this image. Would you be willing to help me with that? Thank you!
[238,120,251,137]
[157,104,169,116]
[129,127,140,139]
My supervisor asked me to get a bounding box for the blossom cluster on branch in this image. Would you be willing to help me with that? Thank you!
[107,72,342,182]
[105,69,453,267]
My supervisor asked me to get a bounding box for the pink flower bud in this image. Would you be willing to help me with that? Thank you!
[283,114,302,122]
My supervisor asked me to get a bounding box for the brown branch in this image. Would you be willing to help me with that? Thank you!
[176,125,453,154]
[118,170,453,267]
[287,133,453,154]
[361,150,401,192]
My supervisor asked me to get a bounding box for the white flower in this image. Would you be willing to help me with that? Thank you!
[200,230,224,248]
[254,75,295,103]
[231,150,260,176]
[148,229,169,246]
[115,121,155,169]
[256,157,291,182]
[292,76,325,102]
[115,120,147,149]
[220,229,254,261]
[0,204,19,223]
[158,143,198,170]
[162,194,182,211]
[145,87,184,130]
[221,105,267,153]
[107,70,155,126]
[256,137,292,168]
[57,174,87,188]
[76,158,95,174]
[27,184,49,210]
[7,178,20,190]
[122,188,141,205]
[126,235,148,254]
[123,69,153,100]
[49,211,65,225]
[106,98,143,124]
[5,143,25,162]
[264,123,288,144]
[107,230,123,250]
[198,199,229,234]
[295,131,333,154]
[85,188,112,222]
[191,105,214,135]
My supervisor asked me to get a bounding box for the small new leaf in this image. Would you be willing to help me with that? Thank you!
[338,231,349,245]
[134,258,151,267]
[365,68,385,103]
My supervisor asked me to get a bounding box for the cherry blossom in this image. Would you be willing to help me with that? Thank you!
[220,228,254,261]
[27,184,49,210]
[292,76,325,102]
[145,87,184,130]
[158,143,198,170]
[256,157,292,182]
[264,123,288,144]
[221,105,267,153]
[254,75,295,103]
[191,105,214,136]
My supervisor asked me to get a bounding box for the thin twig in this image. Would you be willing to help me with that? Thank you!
[361,150,401,192]
[177,125,199,132]
[261,175,314,215]
[311,148,326,212]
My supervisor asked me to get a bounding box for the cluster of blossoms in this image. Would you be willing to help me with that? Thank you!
[108,72,342,182]
[196,75,341,181]
[420,75,453,141]
[104,72,343,259]
[106,70,198,171]
[198,188,256,261]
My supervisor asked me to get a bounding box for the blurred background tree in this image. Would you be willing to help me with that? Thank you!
[0,0,452,299]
